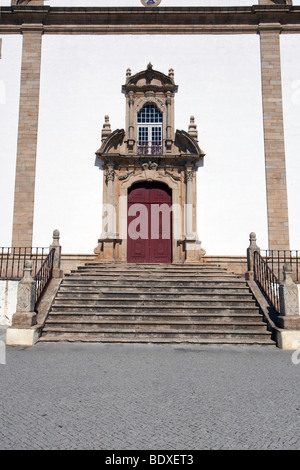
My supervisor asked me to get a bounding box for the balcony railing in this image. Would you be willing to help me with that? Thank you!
[137,141,163,156]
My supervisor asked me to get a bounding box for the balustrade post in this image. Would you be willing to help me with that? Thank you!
[245,232,260,281]
[277,264,300,349]
[278,264,300,326]
[10,260,37,328]
[49,229,63,278]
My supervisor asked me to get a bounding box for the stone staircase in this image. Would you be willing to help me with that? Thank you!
[39,263,275,346]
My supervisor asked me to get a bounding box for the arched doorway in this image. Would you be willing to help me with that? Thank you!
[127,181,172,263]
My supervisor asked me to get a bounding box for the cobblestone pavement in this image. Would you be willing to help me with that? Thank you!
[0,336,300,450]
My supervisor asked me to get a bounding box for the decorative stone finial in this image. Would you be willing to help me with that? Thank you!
[24,260,32,270]
[188,116,198,141]
[101,115,111,142]
[146,63,154,84]
[168,68,174,80]
[283,263,293,283]
[53,229,60,240]
[126,68,131,80]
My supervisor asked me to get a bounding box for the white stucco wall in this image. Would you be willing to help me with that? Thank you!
[0,35,22,247]
[0,0,299,256]
[0,280,18,326]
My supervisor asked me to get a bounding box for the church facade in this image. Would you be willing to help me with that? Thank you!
[1,0,300,349]
[94,63,206,264]
[1,0,296,258]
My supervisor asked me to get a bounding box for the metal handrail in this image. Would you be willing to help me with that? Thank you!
[34,248,55,307]
[0,247,49,280]
[253,250,281,314]
[261,250,299,282]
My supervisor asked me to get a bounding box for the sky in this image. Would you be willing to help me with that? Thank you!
[0,1,299,255]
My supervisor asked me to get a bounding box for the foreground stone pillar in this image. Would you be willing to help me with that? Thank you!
[10,260,37,329]
[245,232,260,280]
[6,259,40,345]
[49,229,63,278]
[11,26,43,248]
[278,264,300,327]
[259,25,290,250]
[276,264,300,349]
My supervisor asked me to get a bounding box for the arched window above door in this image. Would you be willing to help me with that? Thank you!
[137,104,163,155]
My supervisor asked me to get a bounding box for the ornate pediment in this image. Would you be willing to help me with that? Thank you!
[122,63,178,94]
[96,129,125,156]
[175,130,205,158]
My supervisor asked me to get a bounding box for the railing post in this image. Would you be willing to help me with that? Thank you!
[245,232,260,281]
[278,264,300,329]
[277,263,300,350]
[49,229,63,278]
[11,260,37,328]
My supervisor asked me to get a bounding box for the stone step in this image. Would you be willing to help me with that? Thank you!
[81,263,225,270]
[52,298,257,307]
[58,285,250,294]
[41,261,274,346]
[39,333,274,346]
[66,272,238,280]
[47,312,264,322]
[40,328,273,341]
[75,268,232,275]
[56,292,254,300]
[43,319,267,331]
[50,305,259,314]
[61,279,247,288]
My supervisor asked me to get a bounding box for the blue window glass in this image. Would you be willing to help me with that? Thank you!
[137,105,163,124]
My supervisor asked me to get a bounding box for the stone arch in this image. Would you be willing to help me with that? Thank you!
[134,96,166,114]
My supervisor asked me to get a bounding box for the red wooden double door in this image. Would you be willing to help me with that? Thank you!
[127,182,172,263]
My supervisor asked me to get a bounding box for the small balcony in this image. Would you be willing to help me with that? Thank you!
[137,141,163,156]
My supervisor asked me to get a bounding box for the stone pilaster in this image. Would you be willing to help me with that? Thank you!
[259,26,290,251]
[184,166,205,262]
[11,26,43,248]
[185,167,194,240]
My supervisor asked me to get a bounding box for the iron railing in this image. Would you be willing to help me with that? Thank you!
[137,141,163,155]
[34,248,55,306]
[261,250,299,282]
[254,250,281,314]
[0,247,50,280]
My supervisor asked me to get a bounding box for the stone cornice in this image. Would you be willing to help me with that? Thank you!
[1,5,300,34]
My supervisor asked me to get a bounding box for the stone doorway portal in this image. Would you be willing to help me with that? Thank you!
[127,182,172,263]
